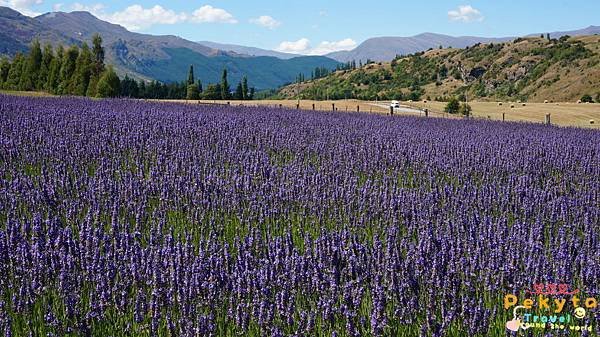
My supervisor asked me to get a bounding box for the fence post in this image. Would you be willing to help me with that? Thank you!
[332,103,335,111]
[296,103,300,109]
[357,105,360,112]
[502,112,505,121]
[390,106,394,116]
[279,104,282,109]
[545,113,551,125]
[312,103,315,110]
[227,101,230,106]
[424,109,429,117]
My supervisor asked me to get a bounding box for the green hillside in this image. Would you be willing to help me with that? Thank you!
[280,35,600,102]
[134,48,339,90]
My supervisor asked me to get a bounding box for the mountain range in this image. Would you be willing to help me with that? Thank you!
[1,5,600,89]
[0,7,339,89]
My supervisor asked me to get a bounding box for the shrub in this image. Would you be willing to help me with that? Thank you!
[445,97,460,114]
[459,102,472,116]
[581,94,594,103]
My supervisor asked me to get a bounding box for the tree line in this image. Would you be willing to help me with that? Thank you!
[0,34,114,97]
[0,35,256,100]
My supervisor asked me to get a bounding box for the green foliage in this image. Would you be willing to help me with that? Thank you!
[241,76,248,100]
[186,83,200,100]
[187,65,195,85]
[96,66,120,98]
[91,33,105,77]
[23,39,42,90]
[58,45,79,94]
[0,58,10,87]
[203,83,222,100]
[120,75,139,98]
[5,53,24,90]
[445,97,460,114]
[459,102,472,116]
[73,43,93,96]
[233,81,243,100]
[580,94,594,103]
[38,44,53,90]
[221,68,230,100]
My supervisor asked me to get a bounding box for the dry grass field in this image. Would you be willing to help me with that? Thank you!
[408,101,600,128]
[163,99,394,114]
[172,99,600,129]
[2,90,597,128]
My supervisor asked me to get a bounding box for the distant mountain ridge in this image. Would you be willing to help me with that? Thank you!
[197,41,298,60]
[0,7,339,89]
[326,27,600,62]
[2,6,600,89]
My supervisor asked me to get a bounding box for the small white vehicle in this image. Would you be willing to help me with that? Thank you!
[390,100,400,108]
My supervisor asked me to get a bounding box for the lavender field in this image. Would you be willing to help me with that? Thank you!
[0,94,599,337]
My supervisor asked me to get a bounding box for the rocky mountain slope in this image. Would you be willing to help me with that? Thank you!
[281,35,600,103]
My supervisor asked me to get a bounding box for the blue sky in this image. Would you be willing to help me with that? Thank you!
[3,0,600,54]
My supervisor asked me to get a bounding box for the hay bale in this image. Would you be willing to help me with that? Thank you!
[577,100,582,104]
[522,103,526,106]
[498,102,503,106]
[517,100,522,103]
[591,120,595,125]
[510,104,515,108]
[423,100,428,103]
[544,100,549,103]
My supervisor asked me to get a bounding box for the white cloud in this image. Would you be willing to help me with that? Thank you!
[105,5,187,30]
[0,0,43,16]
[311,38,357,55]
[276,38,357,55]
[52,3,63,11]
[448,5,484,23]
[190,5,237,24]
[250,15,281,29]
[71,2,105,13]
[66,3,236,31]
[276,38,311,53]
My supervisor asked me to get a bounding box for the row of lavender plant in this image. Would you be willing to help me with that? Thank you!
[0,94,599,336]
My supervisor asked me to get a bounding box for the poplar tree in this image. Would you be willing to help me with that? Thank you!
[187,65,195,85]
[241,76,248,100]
[220,68,230,100]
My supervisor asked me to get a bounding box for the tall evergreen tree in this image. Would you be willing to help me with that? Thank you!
[92,34,105,77]
[220,68,230,100]
[241,76,248,100]
[187,65,195,85]
[22,40,42,90]
[234,81,243,100]
[0,58,10,88]
[46,46,63,93]
[38,44,54,90]
[197,79,203,93]
[73,43,93,96]
[5,53,24,90]
[59,45,79,94]
[96,66,120,98]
